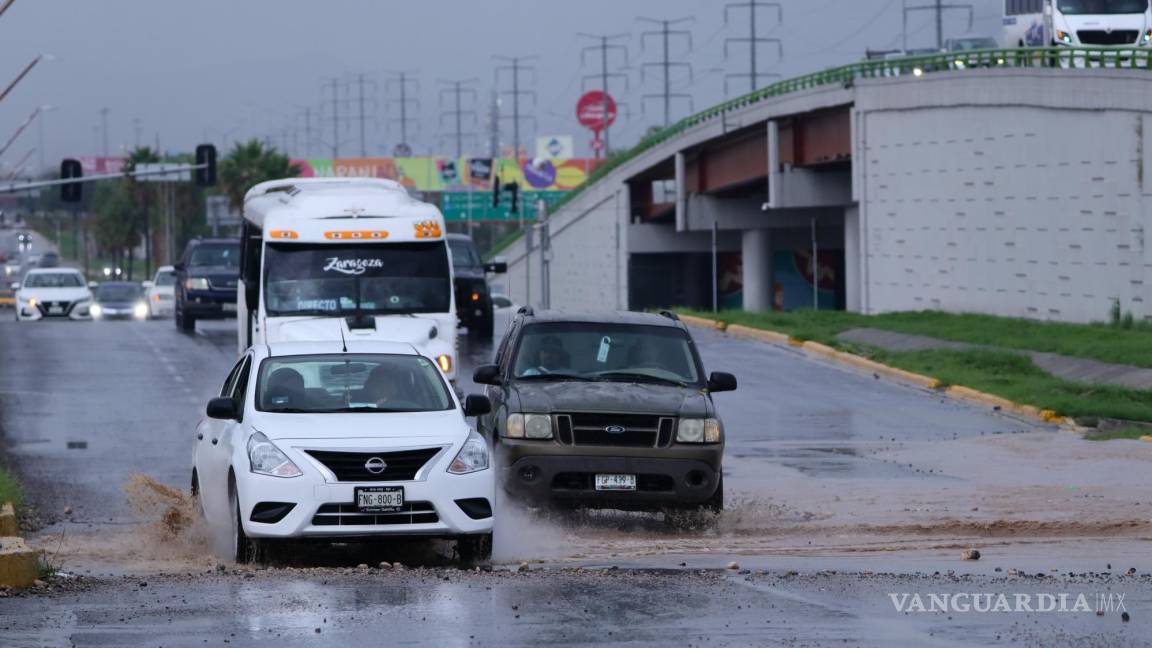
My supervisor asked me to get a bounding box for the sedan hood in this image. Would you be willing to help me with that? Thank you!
[255,409,469,443]
[17,287,91,302]
[510,380,711,417]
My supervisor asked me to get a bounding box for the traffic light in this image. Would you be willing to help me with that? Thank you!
[491,181,520,213]
[60,159,83,203]
[195,144,217,187]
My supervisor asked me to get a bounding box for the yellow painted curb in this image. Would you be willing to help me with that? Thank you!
[726,324,792,346]
[0,503,16,537]
[1140,435,1152,443]
[801,341,942,390]
[0,536,40,589]
[678,314,727,331]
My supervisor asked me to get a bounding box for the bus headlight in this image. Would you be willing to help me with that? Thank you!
[1143,29,1152,45]
[1055,30,1073,45]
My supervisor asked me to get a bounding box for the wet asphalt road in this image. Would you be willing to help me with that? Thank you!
[1,302,1150,646]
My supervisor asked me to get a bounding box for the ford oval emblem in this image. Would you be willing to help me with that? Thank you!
[605,425,626,434]
[364,457,388,474]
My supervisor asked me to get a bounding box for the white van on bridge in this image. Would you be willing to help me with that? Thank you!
[238,178,458,383]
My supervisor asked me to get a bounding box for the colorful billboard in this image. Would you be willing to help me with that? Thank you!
[293,157,600,193]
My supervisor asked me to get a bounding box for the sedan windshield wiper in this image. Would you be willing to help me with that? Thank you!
[594,372,688,388]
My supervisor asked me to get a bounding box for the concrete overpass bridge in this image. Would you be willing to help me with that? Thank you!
[499,48,1152,324]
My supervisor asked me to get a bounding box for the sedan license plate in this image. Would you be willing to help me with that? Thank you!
[595,474,637,491]
[355,486,404,513]
[49,306,64,315]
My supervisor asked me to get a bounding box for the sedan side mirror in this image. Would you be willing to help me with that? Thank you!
[142,281,154,289]
[9,282,18,290]
[463,394,492,417]
[206,397,240,420]
[707,371,738,393]
[484,261,508,274]
[87,282,98,289]
[473,364,502,386]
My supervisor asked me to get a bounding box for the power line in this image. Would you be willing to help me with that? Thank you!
[494,55,538,158]
[578,33,629,156]
[723,1,784,95]
[438,78,478,158]
[385,71,420,156]
[637,17,695,128]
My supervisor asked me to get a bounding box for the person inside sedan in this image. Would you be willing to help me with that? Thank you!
[264,367,306,410]
[363,365,414,407]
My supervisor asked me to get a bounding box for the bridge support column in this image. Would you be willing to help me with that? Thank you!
[742,228,773,312]
[844,205,862,313]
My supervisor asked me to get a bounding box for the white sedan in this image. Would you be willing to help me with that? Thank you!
[145,265,177,318]
[192,340,495,564]
[14,268,94,321]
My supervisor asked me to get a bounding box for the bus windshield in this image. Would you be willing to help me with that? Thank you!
[1057,0,1148,14]
[263,242,451,317]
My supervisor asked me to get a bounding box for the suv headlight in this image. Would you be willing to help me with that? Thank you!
[505,413,553,439]
[677,418,722,444]
[448,430,490,474]
[247,432,302,478]
[185,277,209,290]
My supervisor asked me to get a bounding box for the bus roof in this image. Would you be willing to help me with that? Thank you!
[243,178,445,244]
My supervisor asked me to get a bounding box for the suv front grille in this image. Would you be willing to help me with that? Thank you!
[559,413,675,448]
[312,501,438,526]
[1077,30,1139,45]
[305,448,442,482]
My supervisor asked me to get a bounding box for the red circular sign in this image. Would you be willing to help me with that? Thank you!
[577,91,618,132]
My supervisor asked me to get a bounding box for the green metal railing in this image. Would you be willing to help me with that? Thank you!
[550,46,1152,213]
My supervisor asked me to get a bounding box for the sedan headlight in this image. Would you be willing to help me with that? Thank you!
[184,277,209,290]
[447,430,490,474]
[505,413,553,439]
[89,303,102,318]
[677,418,722,444]
[133,302,149,319]
[247,432,302,478]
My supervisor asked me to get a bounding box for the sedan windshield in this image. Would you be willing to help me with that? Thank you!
[511,322,702,386]
[1057,0,1148,13]
[96,284,143,302]
[256,353,454,413]
[264,242,451,317]
[153,271,177,287]
[23,272,84,288]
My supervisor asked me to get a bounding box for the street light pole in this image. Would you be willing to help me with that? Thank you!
[0,55,46,106]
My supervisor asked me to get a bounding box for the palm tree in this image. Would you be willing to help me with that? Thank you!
[218,139,301,212]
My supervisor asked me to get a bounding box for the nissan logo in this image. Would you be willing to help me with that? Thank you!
[364,457,388,474]
[605,425,626,434]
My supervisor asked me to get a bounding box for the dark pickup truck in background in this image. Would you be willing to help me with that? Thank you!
[447,233,506,339]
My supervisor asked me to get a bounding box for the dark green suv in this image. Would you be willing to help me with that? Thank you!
[472,309,737,512]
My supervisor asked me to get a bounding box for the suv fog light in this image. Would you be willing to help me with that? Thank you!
[519,465,540,482]
[686,470,706,487]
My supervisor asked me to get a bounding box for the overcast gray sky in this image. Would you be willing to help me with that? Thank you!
[0,0,1001,173]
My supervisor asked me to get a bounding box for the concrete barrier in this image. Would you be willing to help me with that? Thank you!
[0,502,16,537]
[0,536,39,589]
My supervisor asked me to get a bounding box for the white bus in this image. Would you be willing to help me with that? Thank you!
[1004,0,1152,48]
[238,178,458,382]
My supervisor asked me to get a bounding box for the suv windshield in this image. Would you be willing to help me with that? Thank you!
[189,243,240,268]
[448,238,482,270]
[1057,0,1148,13]
[264,242,451,317]
[256,353,454,413]
[96,284,143,301]
[24,272,83,288]
[511,322,702,386]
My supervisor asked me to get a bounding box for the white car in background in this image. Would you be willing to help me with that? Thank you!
[145,265,177,318]
[14,268,94,321]
[192,340,495,564]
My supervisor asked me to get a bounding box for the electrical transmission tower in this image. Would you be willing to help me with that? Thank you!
[320,77,353,157]
[438,78,479,158]
[349,73,379,157]
[637,17,694,128]
[494,56,538,158]
[902,0,974,52]
[578,33,629,156]
[723,1,783,95]
[386,71,420,156]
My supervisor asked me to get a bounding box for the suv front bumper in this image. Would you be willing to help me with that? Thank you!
[501,453,721,508]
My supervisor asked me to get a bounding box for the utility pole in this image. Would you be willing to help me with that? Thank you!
[637,17,695,127]
[723,1,783,94]
[132,118,142,149]
[494,56,538,158]
[578,35,629,156]
[385,71,420,156]
[99,108,110,156]
[438,78,478,158]
[903,0,974,51]
[487,87,501,158]
[301,107,316,158]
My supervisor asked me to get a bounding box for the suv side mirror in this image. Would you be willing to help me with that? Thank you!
[173,263,186,272]
[707,371,737,393]
[206,397,239,420]
[463,394,492,417]
[484,261,508,274]
[473,364,502,386]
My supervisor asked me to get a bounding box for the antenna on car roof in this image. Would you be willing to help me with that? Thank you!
[339,327,348,353]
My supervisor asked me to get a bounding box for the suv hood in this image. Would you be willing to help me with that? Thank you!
[255,409,469,442]
[509,380,712,417]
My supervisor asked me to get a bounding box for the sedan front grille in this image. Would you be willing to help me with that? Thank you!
[305,448,442,482]
[35,300,75,317]
[311,501,438,526]
[559,413,675,448]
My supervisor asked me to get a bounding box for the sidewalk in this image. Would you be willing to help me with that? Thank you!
[837,328,1152,390]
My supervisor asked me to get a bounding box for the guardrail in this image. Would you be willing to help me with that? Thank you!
[549,46,1152,214]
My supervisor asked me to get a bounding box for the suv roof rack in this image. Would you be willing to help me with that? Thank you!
[658,310,680,321]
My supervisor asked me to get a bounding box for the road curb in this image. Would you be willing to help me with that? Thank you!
[0,502,39,589]
[1141,435,1152,443]
[0,502,16,536]
[679,314,1075,430]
